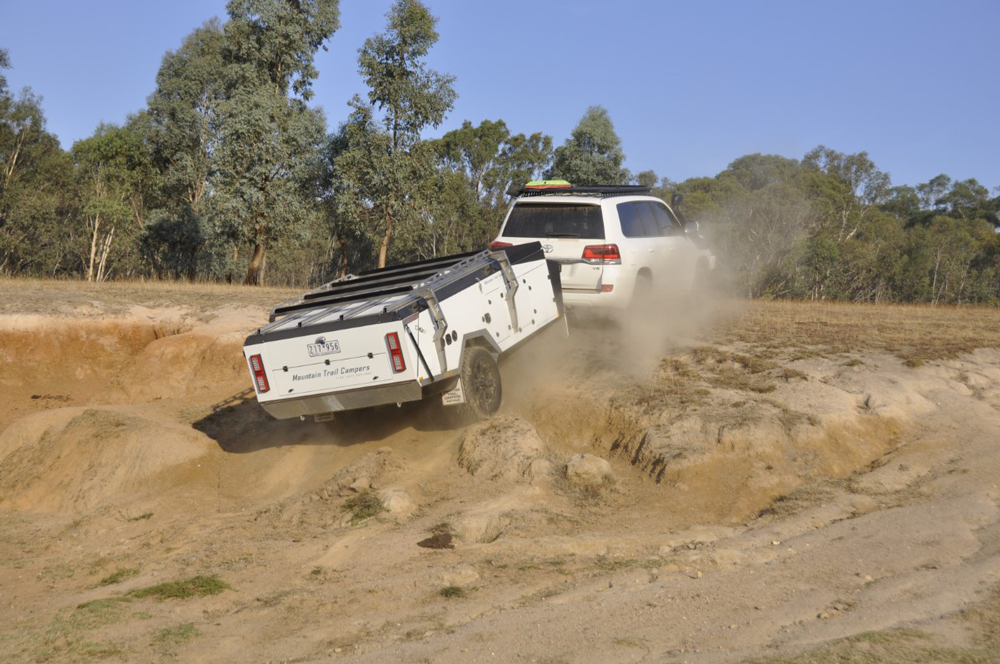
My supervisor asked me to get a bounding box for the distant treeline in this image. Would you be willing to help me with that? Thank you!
[1,0,998,303]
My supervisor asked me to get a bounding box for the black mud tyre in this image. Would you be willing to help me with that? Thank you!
[457,346,502,422]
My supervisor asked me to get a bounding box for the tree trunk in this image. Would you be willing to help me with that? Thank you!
[86,214,101,282]
[930,247,942,304]
[96,226,115,282]
[378,209,393,269]
[245,242,266,285]
[339,240,349,279]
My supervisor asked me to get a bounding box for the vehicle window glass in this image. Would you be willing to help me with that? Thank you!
[652,203,681,236]
[635,202,660,237]
[617,202,645,238]
[502,203,605,239]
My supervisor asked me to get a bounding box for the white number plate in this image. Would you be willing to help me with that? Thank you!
[307,339,341,357]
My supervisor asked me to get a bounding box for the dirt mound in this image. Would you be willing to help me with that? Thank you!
[0,407,217,514]
[458,416,555,481]
[0,311,263,432]
[0,315,187,384]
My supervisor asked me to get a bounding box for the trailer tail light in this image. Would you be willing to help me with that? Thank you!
[582,244,622,264]
[248,354,270,393]
[601,284,614,292]
[385,332,406,373]
[489,241,513,250]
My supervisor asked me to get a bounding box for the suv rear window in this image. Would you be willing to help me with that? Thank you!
[502,203,605,239]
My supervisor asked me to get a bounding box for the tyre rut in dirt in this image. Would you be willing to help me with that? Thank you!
[458,346,502,421]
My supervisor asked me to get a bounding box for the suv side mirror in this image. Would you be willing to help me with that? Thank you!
[684,220,700,235]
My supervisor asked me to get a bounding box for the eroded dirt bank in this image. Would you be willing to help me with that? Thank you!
[1,291,999,664]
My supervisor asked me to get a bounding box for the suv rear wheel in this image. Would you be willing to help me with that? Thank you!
[630,274,653,310]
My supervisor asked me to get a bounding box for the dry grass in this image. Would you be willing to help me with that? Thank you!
[0,277,299,320]
[714,299,1000,364]
[4,281,995,365]
[745,587,1000,664]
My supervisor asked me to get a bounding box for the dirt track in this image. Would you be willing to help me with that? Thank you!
[1,284,1000,663]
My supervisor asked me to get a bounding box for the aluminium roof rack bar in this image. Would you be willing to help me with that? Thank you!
[301,266,446,301]
[273,248,485,320]
[301,250,480,301]
[272,284,415,319]
[355,249,480,278]
[506,184,652,198]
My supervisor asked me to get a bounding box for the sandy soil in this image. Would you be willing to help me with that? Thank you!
[1,283,999,664]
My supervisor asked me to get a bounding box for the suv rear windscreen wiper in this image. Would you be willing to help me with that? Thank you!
[545,232,580,238]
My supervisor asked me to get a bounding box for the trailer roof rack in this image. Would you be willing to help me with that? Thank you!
[506,184,652,199]
[262,243,543,326]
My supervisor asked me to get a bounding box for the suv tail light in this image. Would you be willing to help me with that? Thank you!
[582,244,622,265]
[490,241,513,251]
[385,332,406,373]
[248,354,270,393]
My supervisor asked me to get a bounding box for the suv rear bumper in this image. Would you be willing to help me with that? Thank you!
[562,271,636,310]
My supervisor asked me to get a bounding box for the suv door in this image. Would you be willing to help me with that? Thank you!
[651,202,695,292]
[632,201,673,291]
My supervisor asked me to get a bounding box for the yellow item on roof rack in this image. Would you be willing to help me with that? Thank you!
[523,180,571,189]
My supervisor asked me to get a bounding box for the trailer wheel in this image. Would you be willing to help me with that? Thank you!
[459,347,502,421]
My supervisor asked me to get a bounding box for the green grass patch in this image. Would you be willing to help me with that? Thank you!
[153,622,200,646]
[343,490,386,523]
[129,575,230,600]
[98,567,139,586]
[439,585,466,599]
[70,597,134,630]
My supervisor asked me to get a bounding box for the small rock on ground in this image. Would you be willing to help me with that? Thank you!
[566,453,614,487]
[378,487,414,516]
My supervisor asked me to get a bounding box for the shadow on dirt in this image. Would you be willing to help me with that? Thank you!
[193,390,461,453]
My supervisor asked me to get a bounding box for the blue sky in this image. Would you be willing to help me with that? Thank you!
[1,0,998,190]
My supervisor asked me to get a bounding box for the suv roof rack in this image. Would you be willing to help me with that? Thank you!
[506,184,652,199]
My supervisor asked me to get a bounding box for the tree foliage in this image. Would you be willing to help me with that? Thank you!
[670,147,1000,304]
[1,14,999,306]
[547,106,629,185]
[214,0,340,284]
[1,50,78,276]
[329,0,455,270]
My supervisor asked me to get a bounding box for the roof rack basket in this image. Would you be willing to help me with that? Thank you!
[506,184,652,198]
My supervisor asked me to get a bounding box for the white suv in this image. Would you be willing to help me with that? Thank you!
[491,184,715,311]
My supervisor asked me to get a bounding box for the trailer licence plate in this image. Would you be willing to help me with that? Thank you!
[307,338,341,357]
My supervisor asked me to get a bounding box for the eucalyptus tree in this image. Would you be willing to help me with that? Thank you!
[71,123,156,281]
[432,119,552,235]
[213,0,340,284]
[547,106,629,185]
[145,20,226,217]
[330,0,456,270]
[0,49,80,276]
